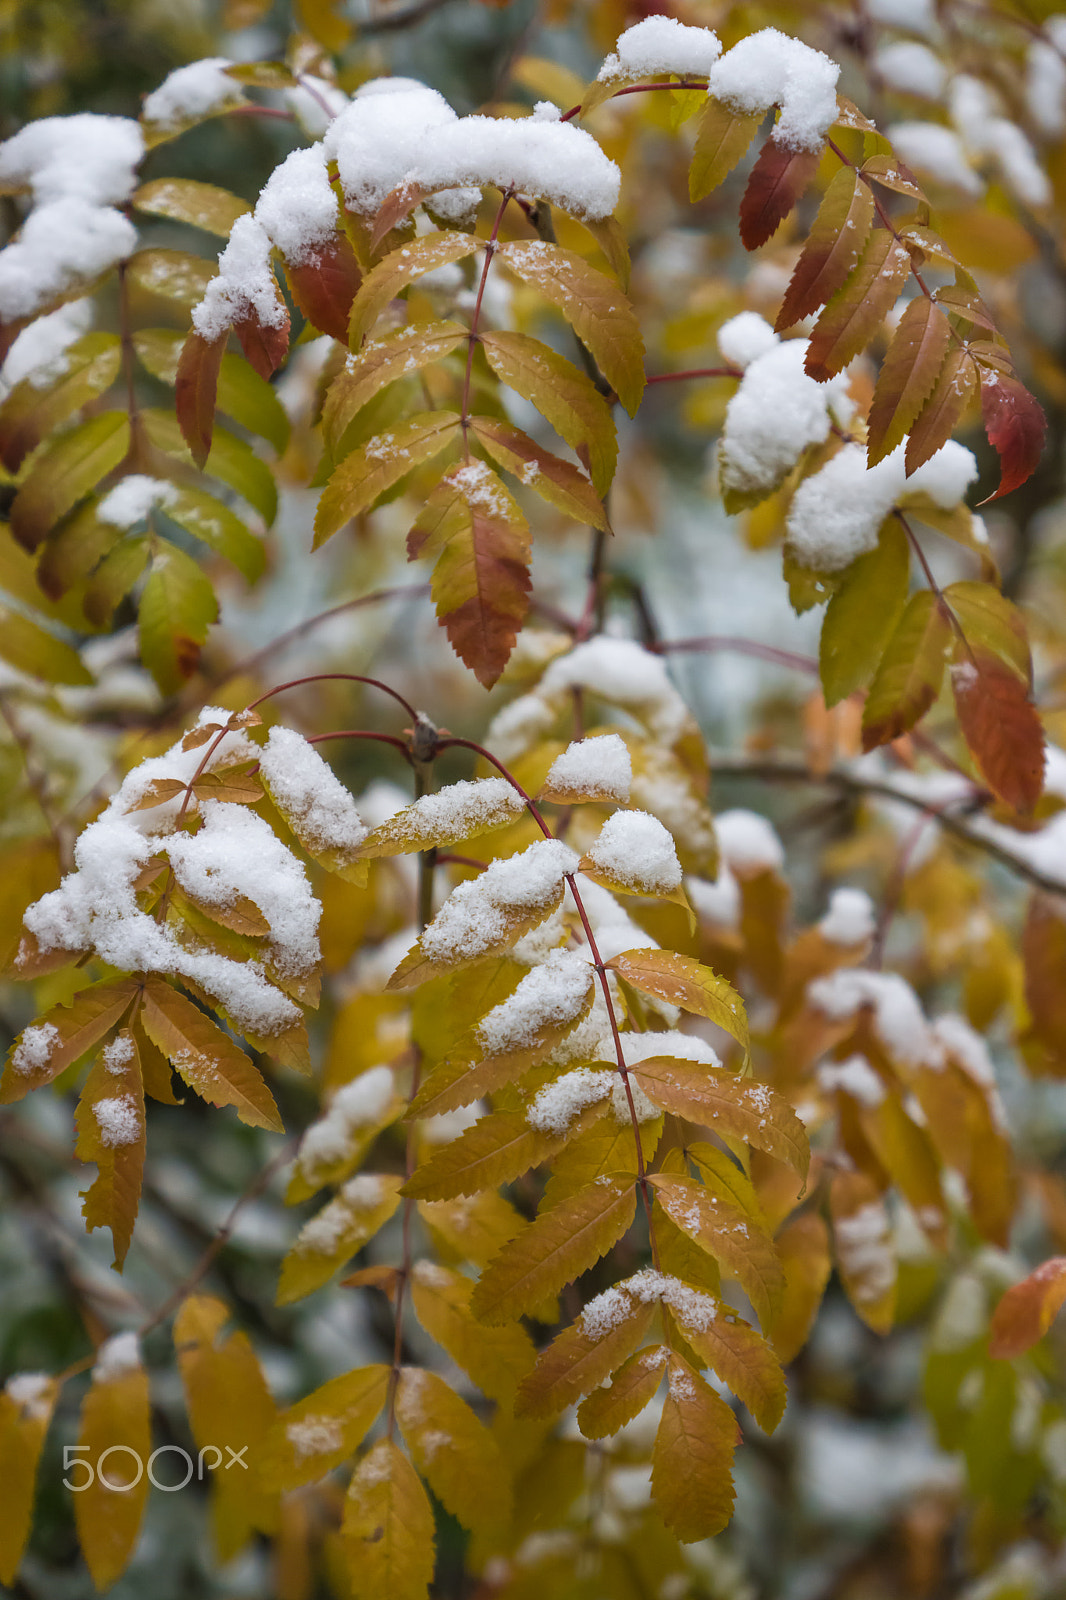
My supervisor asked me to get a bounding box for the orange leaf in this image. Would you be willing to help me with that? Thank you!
[232,305,289,381]
[140,976,283,1131]
[1,977,139,1102]
[739,139,820,252]
[979,369,1047,503]
[867,298,952,468]
[285,232,362,342]
[515,1286,656,1419]
[951,648,1044,813]
[905,346,978,474]
[176,329,226,469]
[651,1355,739,1542]
[989,1258,1066,1358]
[775,168,874,332]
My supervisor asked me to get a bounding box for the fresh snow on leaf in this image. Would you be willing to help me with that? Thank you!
[285,76,349,137]
[0,200,137,322]
[92,1331,140,1382]
[141,59,243,129]
[618,1032,722,1069]
[707,29,840,152]
[817,1054,886,1107]
[97,475,178,528]
[296,1067,396,1185]
[527,1067,614,1134]
[818,887,875,945]
[716,310,779,370]
[92,1094,141,1147]
[11,1021,59,1075]
[0,114,143,206]
[295,1173,388,1255]
[254,144,340,267]
[0,297,92,395]
[259,726,368,855]
[585,809,682,894]
[873,41,945,99]
[718,337,853,498]
[543,734,632,802]
[883,123,982,196]
[714,809,784,875]
[786,439,978,572]
[598,17,722,81]
[477,949,592,1055]
[192,214,285,342]
[539,637,692,749]
[415,839,579,965]
[808,968,942,1067]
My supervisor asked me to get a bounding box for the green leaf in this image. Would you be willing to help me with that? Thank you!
[480,330,617,497]
[141,408,278,525]
[496,240,646,417]
[0,603,93,685]
[944,580,1032,683]
[135,328,290,454]
[690,99,761,201]
[0,333,122,473]
[861,588,953,750]
[83,535,150,628]
[348,234,481,349]
[166,485,266,583]
[9,411,130,550]
[314,410,460,549]
[132,179,250,237]
[138,542,219,694]
[126,249,216,310]
[819,519,910,705]
[321,321,468,454]
[468,415,609,530]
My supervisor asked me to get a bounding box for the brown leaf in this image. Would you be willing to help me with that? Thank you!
[805,230,911,383]
[233,305,289,381]
[284,232,362,342]
[979,369,1047,503]
[951,648,1044,813]
[989,1258,1066,1358]
[776,168,874,331]
[140,976,283,1131]
[739,139,821,252]
[176,329,226,469]
[1,978,139,1101]
[905,346,978,473]
[867,298,952,467]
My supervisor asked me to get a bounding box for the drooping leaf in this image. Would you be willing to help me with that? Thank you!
[515,1286,656,1419]
[74,1351,151,1590]
[322,321,468,453]
[861,588,953,750]
[405,462,531,688]
[663,1300,786,1432]
[0,1376,57,1585]
[1023,894,1066,1059]
[979,369,1047,502]
[176,329,226,469]
[951,647,1044,813]
[409,1261,535,1403]
[75,1028,145,1269]
[277,1175,404,1304]
[342,1439,435,1600]
[605,949,749,1058]
[347,234,481,349]
[739,138,821,252]
[651,1355,738,1542]
[285,231,363,342]
[135,327,290,452]
[470,1175,636,1325]
[649,1175,784,1329]
[314,410,461,549]
[260,1365,390,1491]
[132,178,250,236]
[496,240,645,417]
[860,153,926,201]
[819,519,910,706]
[830,1170,895,1333]
[138,541,219,694]
[173,1296,278,1560]
[772,1212,833,1363]
[9,411,130,550]
[632,1060,809,1177]
[775,167,874,331]
[480,329,617,497]
[576,1345,667,1440]
[468,415,609,530]
[944,580,1032,683]
[989,1258,1066,1358]
[805,230,912,382]
[395,1368,511,1535]
[140,977,283,1131]
[859,1092,948,1249]
[358,776,527,859]
[1,977,138,1101]
[232,297,290,381]
[867,298,953,467]
[689,99,761,201]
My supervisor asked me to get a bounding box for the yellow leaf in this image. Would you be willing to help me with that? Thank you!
[75,1028,146,1270]
[403,1109,577,1202]
[515,1285,656,1419]
[140,977,284,1132]
[314,409,462,549]
[649,1175,784,1329]
[348,234,481,349]
[576,1346,667,1441]
[605,949,749,1058]
[651,1355,738,1542]
[174,1296,278,1560]
[410,1261,535,1402]
[0,1376,57,1584]
[989,1257,1066,1358]
[277,1175,403,1305]
[480,329,617,496]
[322,320,469,453]
[830,1170,896,1333]
[469,415,610,531]
[0,603,93,685]
[75,1348,151,1590]
[858,1092,948,1249]
[358,776,527,858]
[1,977,139,1102]
[631,1058,809,1177]
[541,1113,658,1209]
[418,1192,524,1268]
[259,1365,390,1491]
[470,1175,636,1325]
[343,1439,435,1600]
[132,178,250,236]
[690,99,761,201]
[772,1211,832,1364]
[662,1300,786,1433]
[395,1368,512,1534]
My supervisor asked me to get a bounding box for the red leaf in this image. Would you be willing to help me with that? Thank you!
[989,1257,1066,1358]
[175,330,225,470]
[775,168,874,332]
[739,139,820,252]
[979,369,1046,503]
[233,308,290,381]
[951,647,1045,813]
[284,233,363,344]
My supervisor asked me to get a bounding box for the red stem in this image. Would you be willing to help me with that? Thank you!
[248,672,418,722]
